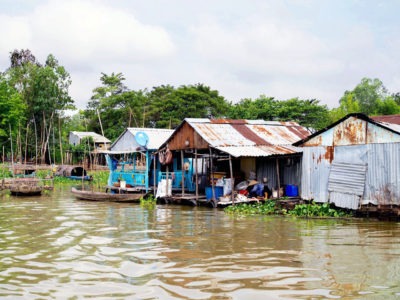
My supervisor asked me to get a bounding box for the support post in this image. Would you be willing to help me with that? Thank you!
[181,150,185,196]
[229,154,234,205]
[276,157,280,198]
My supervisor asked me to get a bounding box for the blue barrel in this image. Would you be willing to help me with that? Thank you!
[285,185,298,197]
[206,186,224,200]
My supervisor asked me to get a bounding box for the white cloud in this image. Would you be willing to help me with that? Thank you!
[31,1,175,64]
[0,0,175,108]
[0,0,399,110]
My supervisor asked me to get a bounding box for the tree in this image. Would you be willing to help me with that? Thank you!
[227,96,330,131]
[329,92,360,121]
[147,84,230,128]
[6,49,74,164]
[0,74,26,154]
[85,72,148,140]
[335,77,400,119]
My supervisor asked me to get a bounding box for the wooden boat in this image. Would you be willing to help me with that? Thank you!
[9,178,43,196]
[71,187,144,203]
[55,165,93,181]
[67,175,93,181]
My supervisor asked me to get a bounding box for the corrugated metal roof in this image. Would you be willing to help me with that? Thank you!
[184,118,309,157]
[111,128,174,151]
[214,145,303,157]
[371,115,400,125]
[295,113,400,147]
[126,128,173,150]
[71,131,110,143]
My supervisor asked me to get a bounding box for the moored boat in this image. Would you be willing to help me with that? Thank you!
[7,177,53,196]
[71,187,144,203]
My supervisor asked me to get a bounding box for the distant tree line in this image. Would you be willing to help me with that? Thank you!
[1,48,400,164]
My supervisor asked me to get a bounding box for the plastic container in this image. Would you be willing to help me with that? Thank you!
[205,186,224,200]
[285,185,298,197]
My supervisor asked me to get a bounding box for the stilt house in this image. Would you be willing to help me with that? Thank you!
[293,113,400,211]
[158,118,310,205]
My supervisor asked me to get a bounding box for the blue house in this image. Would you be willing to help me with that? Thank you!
[105,128,173,193]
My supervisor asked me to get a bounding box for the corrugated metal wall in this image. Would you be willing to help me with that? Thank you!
[257,156,302,193]
[327,161,367,209]
[365,143,400,205]
[300,147,331,202]
[301,142,400,208]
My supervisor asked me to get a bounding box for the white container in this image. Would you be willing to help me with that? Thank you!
[120,180,126,188]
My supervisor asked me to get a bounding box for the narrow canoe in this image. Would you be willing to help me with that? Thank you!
[71,187,143,203]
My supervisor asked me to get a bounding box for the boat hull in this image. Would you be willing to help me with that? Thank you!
[71,187,144,203]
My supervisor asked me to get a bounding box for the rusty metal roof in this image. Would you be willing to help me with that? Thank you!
[294,113,400,147]
[371,115,400,133]
[186,118,309,157]
[371,114,400,125]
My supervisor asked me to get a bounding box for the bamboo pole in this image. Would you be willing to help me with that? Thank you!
[24,122,29,165]
[195,149,198,200]
[9,124,14,176]
[209,147,215,201]
[276,157,280,198]
[181,150,185,197]
[153,154,156,195]
[166,164,169,196]
[59,117,63,165]
[33,117,38,166]
[229,154,234,205]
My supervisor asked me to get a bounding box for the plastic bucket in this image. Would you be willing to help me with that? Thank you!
[205,186,224,200]
[285,185,298,197]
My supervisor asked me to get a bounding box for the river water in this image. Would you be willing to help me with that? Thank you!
[1,185,400,299]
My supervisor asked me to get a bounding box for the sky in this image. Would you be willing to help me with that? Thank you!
[0,0,399,110]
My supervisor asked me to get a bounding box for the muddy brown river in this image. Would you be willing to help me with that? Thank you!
[0,185,399,299]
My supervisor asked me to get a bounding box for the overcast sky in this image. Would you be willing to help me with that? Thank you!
[1,0,399,110]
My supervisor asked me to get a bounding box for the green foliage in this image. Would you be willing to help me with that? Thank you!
[148,84,230,128]
[227,96,331,131]
[224,200,353,219]
[335,77,400,118]
[4,49,75,164]
[140,193,157,209]
[288,202,353,218]
[91,170,109,186]
[224,201,278,215]
[85,73,147,140]
[0,165,12,178]
[84,80,230,134]
[0,74,26,139]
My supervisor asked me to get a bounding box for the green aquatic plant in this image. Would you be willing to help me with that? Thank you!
[224,200,278,215]
[140,194,157,209]
[288,202,353,218]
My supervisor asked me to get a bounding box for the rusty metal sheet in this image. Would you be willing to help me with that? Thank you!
[366,123,400,143]
[187,118,309,157]
[214,145,302,157]
[371,115,400,125]
[333,117,366,145]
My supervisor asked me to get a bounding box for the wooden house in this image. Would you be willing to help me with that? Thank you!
[159,118,310,206]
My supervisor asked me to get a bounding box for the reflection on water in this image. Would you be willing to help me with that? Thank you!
[0,185,400,299]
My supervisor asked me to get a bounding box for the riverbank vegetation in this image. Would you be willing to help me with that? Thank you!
[224,200,354,218]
